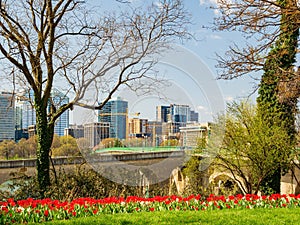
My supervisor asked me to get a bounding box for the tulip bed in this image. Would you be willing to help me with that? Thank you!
[1,194,300,224]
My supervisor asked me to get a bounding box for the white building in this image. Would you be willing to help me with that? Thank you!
[84,122,110,149]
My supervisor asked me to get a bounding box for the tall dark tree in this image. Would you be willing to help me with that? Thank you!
[0,0,190,193]
[257,0,299,193]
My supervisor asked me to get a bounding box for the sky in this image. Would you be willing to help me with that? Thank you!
[0,0,260,125]
[71,0,259,124]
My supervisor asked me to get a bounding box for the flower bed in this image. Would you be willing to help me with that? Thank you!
[1,194,300,224]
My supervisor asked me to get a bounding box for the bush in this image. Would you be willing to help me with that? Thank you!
[1,164,170,201]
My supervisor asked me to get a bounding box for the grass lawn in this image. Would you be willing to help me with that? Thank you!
[28,208,300,225]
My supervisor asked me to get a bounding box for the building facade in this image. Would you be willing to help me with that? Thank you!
[0,92,15,141]
[146,121,163,146]
[15,93,34,141]
[50,89,70,136]
[64,124,84,139]
[156,105,170,123]
[128,118,148,135]
[98,97,128,140]
[15,89,69,138]
[170,104,190,124]
[84,122,110,149]
[179,122,211,148]
[190,110,199,122]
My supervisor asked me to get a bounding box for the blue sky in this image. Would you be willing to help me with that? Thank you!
[77,0,260,123]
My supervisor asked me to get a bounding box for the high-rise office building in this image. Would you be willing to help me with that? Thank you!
[98,97,128,140]
[190,110,199,122]
[156,104,194,124]
[50,89,70,136]
[156,105,170,122]
[169,104,191,134]
[128,118,148,135]
[0,92,15,141]
[147,121,163,146]
[170,104,190,123]
[156,104,193,134]
[15,89,69,137]
[15,93,34,140]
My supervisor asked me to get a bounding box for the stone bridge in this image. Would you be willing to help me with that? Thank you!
[2,151,300,195]
[0,150,185,185]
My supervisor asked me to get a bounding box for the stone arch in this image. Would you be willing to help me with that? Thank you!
[169,167,186,195]
[209,172,247,195]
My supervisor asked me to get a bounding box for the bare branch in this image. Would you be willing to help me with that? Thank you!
[212,0,300,80]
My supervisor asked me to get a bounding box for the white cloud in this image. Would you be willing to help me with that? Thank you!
[209,34,222,40]
[199,0,218,5]
[197,105,206,111]
[224,96,234,101]
[199,0,225,15]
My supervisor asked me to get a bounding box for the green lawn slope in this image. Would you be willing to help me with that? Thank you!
[28,208,300,225]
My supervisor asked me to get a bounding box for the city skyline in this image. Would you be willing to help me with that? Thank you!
[73,97,201,126]
[0,90,70,141]
[0,90,203,145]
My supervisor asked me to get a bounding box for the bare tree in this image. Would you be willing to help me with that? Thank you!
[0,0,191,192]
[212,0,300,89]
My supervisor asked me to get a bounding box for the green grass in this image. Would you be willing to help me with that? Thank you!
[27,208,300,225]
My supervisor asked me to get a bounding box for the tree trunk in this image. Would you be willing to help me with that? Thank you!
[35,103,54,193]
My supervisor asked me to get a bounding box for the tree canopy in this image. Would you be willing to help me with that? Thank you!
[208,101,293,194]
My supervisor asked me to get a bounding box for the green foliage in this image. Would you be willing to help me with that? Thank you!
[209,101,293,194]
[0,137,37,159]
[0,135,80,159]
[160,139,179,147]
[182,156,210,196]
[114,139,124,147]
[123,138,148,148]
[100,138,124,149]
[0,140,17,159]
[257,0,299,193]
[195,138,207,152]
[4,165,169,201]
[51,135,80,157]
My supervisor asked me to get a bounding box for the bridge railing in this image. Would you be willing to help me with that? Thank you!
[0,156,84,169]
[94,146,183,153]
[0,150,187,169]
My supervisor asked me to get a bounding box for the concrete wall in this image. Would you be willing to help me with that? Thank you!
[0,156,83,169]
[281,166,300,195]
